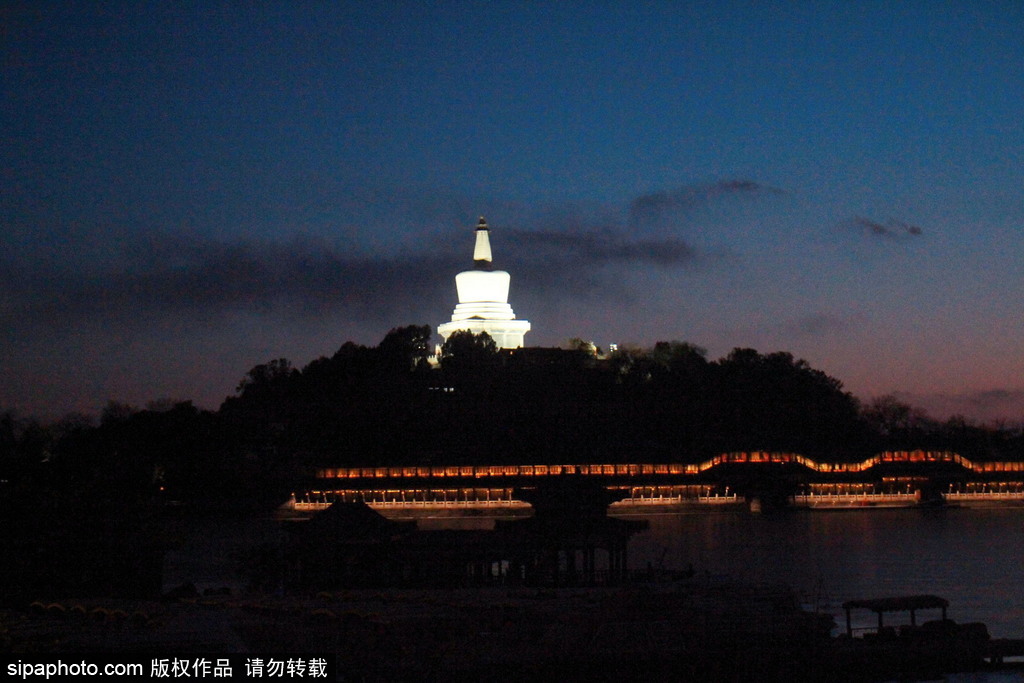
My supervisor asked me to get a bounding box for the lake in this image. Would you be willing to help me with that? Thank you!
[625,506,1024,639]
[165,505,1024,640]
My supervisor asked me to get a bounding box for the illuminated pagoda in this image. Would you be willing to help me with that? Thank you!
[437,217,531,349]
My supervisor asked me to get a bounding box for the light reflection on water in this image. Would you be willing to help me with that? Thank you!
[165,507,1024,639]
[626,507,1024,638]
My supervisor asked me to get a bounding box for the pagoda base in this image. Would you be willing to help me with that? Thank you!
[438,319,531,349]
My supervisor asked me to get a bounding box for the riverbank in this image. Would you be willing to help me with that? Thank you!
[1,579,833,681]
[7,579,1020,681]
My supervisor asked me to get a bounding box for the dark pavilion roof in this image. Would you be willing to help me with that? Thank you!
[296,502,414,541]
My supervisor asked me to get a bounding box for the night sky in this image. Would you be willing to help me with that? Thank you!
[3,2,1023,422]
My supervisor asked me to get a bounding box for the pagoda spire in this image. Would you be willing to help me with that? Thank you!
[473,216,492,268]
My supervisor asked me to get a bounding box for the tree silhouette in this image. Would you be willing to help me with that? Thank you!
[377,324,433,372]
[235,358,295,396]
[440,330,499,375]
[703,348,867,458]
[8,323,1023,522]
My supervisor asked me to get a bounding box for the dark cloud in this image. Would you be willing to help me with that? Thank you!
[1,233,461,334]
[490,180,768,285]
[488,227,705,305]
[850,216,925,240]
[629,179,786,225]
[505,229,697,268]
[3,180,762,339]
[3,221,706,338]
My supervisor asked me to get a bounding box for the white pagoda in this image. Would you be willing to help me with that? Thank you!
[437,217,531,349]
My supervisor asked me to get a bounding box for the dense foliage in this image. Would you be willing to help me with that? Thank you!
[3,325,1023,509]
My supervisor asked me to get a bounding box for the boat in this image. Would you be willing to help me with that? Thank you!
[830,594,994,679]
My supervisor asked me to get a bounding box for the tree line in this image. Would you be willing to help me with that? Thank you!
[3,325,1023,510]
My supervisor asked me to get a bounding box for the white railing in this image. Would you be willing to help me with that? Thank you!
[945,491,1024,500]
[292,501,330,510]
[291,499,530,511]
[698,494,740,504]
[792,493,920,505]
[370,499,530,509]
[613,494,739,505]
[295,495,745,511]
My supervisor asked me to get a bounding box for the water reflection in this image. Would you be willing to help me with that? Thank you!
[626,508,1024,638]
[166,507,1024,638]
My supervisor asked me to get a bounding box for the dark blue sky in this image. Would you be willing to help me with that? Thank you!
[3,2,1023,421]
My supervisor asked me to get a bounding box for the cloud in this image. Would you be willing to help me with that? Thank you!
[505,228,697,268]
[850,216,924,241]
[3,179,772,339]
[1,232,462,334]
[496,180,776,275]
[3,221,706,338]
[629,179,786,226]
[3,222,705,331]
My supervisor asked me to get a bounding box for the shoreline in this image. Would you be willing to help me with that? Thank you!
[279,498,1024,523]
[5,581,1018,681]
